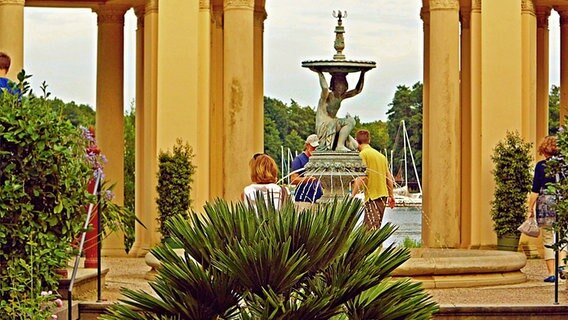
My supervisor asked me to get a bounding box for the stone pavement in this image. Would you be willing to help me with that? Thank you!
[85,257,568,306]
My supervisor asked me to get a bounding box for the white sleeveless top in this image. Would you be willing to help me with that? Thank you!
[243,183,285,210]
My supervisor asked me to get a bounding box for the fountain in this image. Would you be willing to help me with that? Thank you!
[301,11,527,288]
[301,10,375,202]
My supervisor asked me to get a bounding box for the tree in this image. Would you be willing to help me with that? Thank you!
[123,107,136,251]
[385,82,423,185]
[264,97,316,173]
[0,74,93,317]
[156,139,196,242]
[549,85,560,134]
[353,117,390,153]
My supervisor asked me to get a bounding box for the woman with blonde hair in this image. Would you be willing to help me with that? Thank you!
[527,135,566,282]
[243,153,288,210]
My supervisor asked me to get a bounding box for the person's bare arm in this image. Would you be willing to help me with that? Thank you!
[527,192,538,218]
[386,169,395,208]
[344,70,366,99]
[291,172,317,185]
[351,176,368,196]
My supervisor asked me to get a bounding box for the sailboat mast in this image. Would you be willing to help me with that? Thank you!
[402,120,408,189]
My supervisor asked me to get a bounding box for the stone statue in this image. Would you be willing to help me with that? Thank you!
[313,69,367,152]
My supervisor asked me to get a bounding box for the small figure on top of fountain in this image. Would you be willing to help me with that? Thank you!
[312,69,367,152]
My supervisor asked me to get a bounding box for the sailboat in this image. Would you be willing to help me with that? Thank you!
[390,120,422,207]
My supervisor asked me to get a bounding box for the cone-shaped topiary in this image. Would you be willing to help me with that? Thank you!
[490,131,533,238]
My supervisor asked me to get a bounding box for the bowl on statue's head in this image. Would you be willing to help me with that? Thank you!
[302,59,376,74]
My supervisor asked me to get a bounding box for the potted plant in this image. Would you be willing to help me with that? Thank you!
[156,139,196,247]
[490,131,533,251]
[103,198,438,319]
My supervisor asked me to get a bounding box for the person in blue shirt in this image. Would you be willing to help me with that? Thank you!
[290,134,323,211]
[0,52,11,92]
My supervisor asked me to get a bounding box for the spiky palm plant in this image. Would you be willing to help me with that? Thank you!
[102,197,438,319]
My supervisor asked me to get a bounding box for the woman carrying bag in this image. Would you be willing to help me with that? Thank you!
[527,135,566,282]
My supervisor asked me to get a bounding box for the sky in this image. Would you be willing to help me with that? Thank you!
[22,1,562,123]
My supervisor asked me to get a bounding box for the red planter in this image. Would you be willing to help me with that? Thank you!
[84,178,99,268]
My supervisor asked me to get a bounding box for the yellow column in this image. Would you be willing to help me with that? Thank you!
[0,0,23,79]
[157,1,207,209]
[536,7,550,142]
[424,0,460,248]
[209,3,224,199]
[481,0,523,248]
[129,6,147,257]
[223,0,255,200]
[196,0,211,210]
[133,0,160,252]
[521,0,537,148]
[94,6,127,256]
[460,6,472,249]
[470,0,482,248]
[559,8,568,125]
[420,3,430,248]
[253,6,266,153]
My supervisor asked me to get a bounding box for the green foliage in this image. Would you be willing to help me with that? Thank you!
[353,117,390,152]
[103,198,438,319]
[264,97,316,169]
[123,106,136,251]
[544,127,568,255]
[401,237,422,248]
[0,72,92,313]
[156,139,196,241]
[47,97,95,127]
[549,85,560,134]
[490,131,533,237]
[386,82,423,184]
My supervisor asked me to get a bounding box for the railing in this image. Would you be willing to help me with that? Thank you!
[67,171,102,320]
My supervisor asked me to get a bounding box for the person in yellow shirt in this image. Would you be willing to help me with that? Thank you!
[350,129,395,229]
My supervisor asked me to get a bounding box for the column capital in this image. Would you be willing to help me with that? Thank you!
[254,9,267,31]
[471,0,481,11]
[145,0,158,14]
[521,0,535,14]
[536,6,551,29]
[254,8,267,22]
[200,0,210,10]
[134,6,145,28]
[460,8,471,29]
[429,0,459,11]
[94,7,127,25]
[224,0,254,10]
[223,0,254,10]
[0,0,24,5]
[420,7,430,24]
[211,7,223,28]
[557,6,568,25]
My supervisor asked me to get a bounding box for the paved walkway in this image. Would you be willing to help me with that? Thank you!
[88,257,568,306]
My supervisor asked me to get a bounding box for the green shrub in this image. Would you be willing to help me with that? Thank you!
[0,72,92,316]
[545,128,568,257]
[490,131,533,237]
[103,198,438,319]
[156,138,196,241]
[401,236,422,248]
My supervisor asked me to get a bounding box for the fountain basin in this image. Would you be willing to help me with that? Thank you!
[393,248,527,289]
[302,59,376,74]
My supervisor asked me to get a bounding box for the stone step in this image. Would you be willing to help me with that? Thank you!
[435,304,568,319]
[53,301,79,320]
[78,302,568,319]
[57,267,109,299]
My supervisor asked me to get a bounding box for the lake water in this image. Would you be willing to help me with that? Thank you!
[377,207,422,247]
